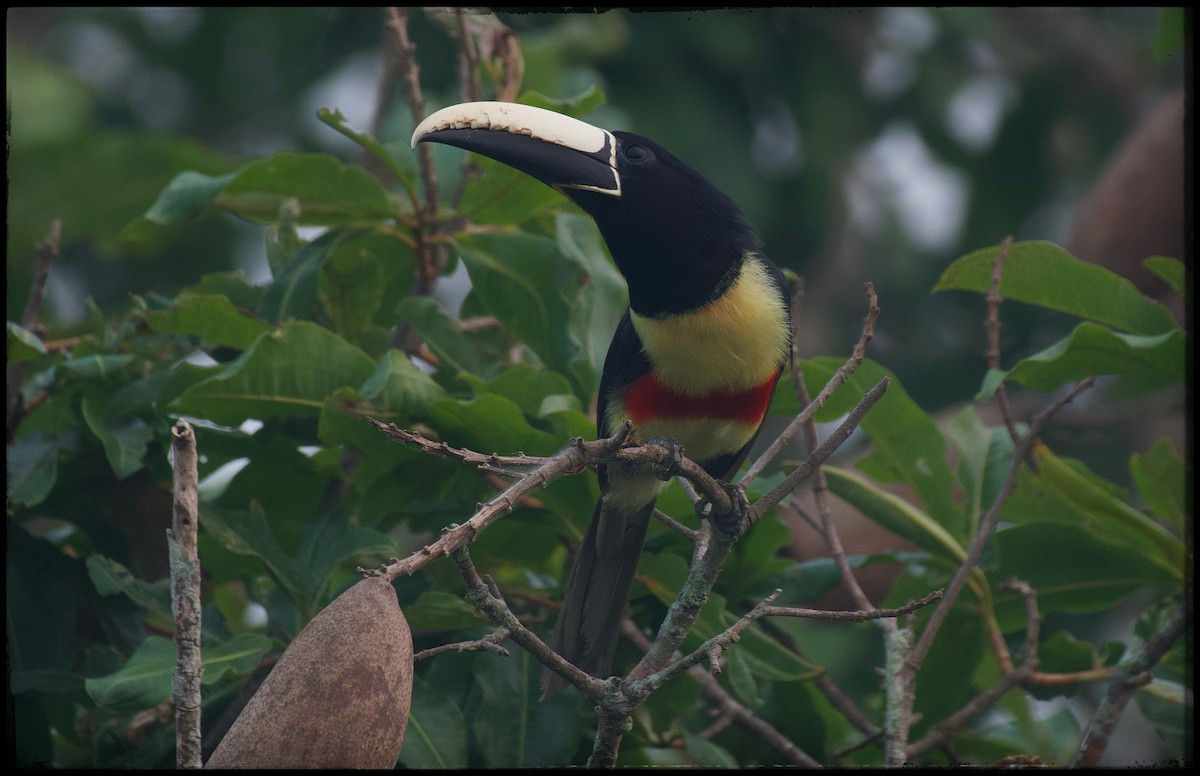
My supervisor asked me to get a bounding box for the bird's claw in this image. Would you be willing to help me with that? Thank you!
[649,437,683,481]
[696,481,750,534]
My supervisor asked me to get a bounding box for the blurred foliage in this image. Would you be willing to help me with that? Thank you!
[7,7,1188,768]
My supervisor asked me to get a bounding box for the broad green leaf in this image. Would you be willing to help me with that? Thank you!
[803,358,964,539]
[85,634,271,711]
[143,293,271,350]
[401,591,485,630]
[1142,256,1187,298]
[977,322,1183,399]
[139,170,237,227]
[933,241,1178,335]
[999,444,1184,585]
[1135,678,1190,756]
[822,465,993,611]
[200,503,323,608]
[518,85,608,117]
[7,322,47,362]
[1129,437,1186,532]
[80,392,153,481]
[556,211,627,388]
[317,236,386,345]
[6,431,60,506]
[200,633,274,683]
[946,405,1012,538]
[61,354,134,380]
[257,229,342,324]
[85,636,176,711]
[174,320,375,426]
[455,232,579,384]
[217,151,395,224]
[394,295,489,378]
[456,156,565,225]
[399,677,469,769]
[430,393,561,458]
[681,732,738,768]
[472,649,580,767]
[179,270,262,311]
[993,523,1173,630]
[86,555,173,619]
[358,350,445,419]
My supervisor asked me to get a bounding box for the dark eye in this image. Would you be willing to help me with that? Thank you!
[622,143,650,163]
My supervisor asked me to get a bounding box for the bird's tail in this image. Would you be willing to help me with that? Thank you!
[540,498,654,698]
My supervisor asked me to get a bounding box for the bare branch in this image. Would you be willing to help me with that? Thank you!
[742,282,879,483]
[985,236,1021,443]
[169,420,202,769]
[1075,602,1189,767]
[414,631,512,661]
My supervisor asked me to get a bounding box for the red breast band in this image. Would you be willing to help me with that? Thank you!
[622,371,778,426]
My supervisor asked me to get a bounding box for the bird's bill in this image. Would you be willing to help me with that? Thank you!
[411,101,622,197]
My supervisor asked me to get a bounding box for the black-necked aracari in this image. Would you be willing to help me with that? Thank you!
[412,102,791,697]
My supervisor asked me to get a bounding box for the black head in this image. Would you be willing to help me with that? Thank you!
[413,102,760,317]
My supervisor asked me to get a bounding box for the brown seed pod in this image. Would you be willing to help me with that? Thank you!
[206,576,413,769]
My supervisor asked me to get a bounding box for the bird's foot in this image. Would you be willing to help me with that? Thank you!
[648,437,683,482]
[696,481,750,535]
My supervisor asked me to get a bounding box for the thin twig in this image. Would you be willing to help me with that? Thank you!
[985,237,1021,443]
[742,282,879,484]
[619,618,821,767]
[414,630,511,661]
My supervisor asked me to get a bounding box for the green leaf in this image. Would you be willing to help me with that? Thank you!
[430,393,561,458]
[174,320,376,426]
[803,358,964,540]
[391,591,482,630]
[454,232,579,384]
[358,350,445,419]
[977,322,1183,399]
[1135,677,1190,755]
[257,229,342,324]
[933,241,1178,335]
[394,295,489,378]
[86,555,173,619]
[822,465,994,611]
[946,405,1012,538]
[993,523,1172,629]
[217,152,396,224]
[472,649,581,767]
[140,169,237,227]
[61,354,134,380]
[85,634,271,711]
[7,322,48,362]
[200,633,274,683]
[6,431,61,506]
[85,636,176,711]
[317,235,386,345]
[399,676,469,769]
[80,392,154,481]
[1142,256,1187,298]
[1000,444,1184,586]
[143,293,271,350]
[200,503,323,609]
[555,211,627,387]
[1129,437,1186,532]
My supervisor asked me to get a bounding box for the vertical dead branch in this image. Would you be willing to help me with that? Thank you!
[170,420,203,768]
